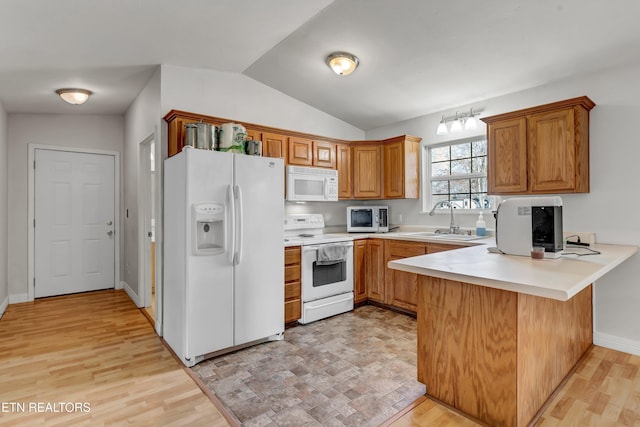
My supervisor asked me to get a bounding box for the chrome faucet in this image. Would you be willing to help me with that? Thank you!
[429,200,460,234]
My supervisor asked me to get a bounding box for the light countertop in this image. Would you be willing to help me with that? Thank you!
[388,242,638,301]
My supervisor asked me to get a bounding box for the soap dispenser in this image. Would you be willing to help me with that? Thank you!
[476,212,486,236]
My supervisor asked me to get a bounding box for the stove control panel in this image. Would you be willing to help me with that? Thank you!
[284,214,325,231]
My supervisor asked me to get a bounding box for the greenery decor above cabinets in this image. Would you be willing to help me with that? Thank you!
[163,110,421,200]
[481,96,595,195]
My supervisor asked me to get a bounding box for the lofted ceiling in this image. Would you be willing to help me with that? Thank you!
[2,0,640,130]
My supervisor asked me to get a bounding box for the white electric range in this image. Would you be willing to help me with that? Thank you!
[284,214,354,324]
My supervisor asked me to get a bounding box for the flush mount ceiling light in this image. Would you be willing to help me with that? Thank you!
[326,51,359,76]
[55,88,92,105]
[436,108,479,135]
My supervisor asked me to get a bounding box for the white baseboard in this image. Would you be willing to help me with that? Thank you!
[0,295,8,318]
[9,293,29,304]
[594,331,640,356]
[122,281,142,307]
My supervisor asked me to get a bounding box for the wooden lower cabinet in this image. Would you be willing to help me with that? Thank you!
[353,240,368,304]
[384,241,427,312]
[418,278,592,427]
[366,240,386,303]
[355,238,467,312]
[284,246,301,324]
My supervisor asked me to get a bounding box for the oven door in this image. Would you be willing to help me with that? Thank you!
[301,242,354,302]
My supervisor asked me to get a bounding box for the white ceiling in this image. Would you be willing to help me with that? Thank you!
[2,0,640,130]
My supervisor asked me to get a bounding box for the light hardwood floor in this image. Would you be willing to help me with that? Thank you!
[0,290,231,426]
[2,290,639,426]
[388,345,640,426]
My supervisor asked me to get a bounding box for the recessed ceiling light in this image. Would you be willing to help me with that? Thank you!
[55,88,92,105]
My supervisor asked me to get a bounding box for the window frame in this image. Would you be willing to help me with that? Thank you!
[421,136,497,214]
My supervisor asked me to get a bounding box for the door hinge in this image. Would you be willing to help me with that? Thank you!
[33,219,35,228]
[33,160,36,169]
[33,277,36,287]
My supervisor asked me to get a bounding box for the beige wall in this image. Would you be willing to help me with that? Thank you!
[7,114,124,300]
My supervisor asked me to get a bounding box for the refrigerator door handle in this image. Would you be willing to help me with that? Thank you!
[234,184,244,265]
[227,184,236,265]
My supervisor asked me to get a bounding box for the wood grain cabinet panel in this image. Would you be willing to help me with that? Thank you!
[384,240,426,312]
[288,137,313,166]
[284,246,301,324]
[366,239,385,303]
[482,96,594,195]
[245,128,262,143]
[487,117,528,194]
[262,132,288,162]
[353,145,383,199]
[312,140,336,169]
[383,136,421,199]
[336,143,352,199]
[353,239,367,304]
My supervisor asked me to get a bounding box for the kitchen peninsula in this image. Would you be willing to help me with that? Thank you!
[388,243,638,427]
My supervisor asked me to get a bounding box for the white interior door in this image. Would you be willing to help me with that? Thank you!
[34,149,116,298]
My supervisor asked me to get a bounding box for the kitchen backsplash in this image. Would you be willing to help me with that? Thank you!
[285,199,496,230]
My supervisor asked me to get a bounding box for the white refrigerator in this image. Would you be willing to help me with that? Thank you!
[163,148,284,367]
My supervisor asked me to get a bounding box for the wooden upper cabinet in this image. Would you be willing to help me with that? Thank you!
[336,143,352,199]
[313,140,336,169]
[245,128,262,142]
[288,137,313,166]
[262,132,288,162]
[528,108,579,193]
[487,117,528,194]
[482,96,594,195]
[383,136,421,199]
[352,144,383,199]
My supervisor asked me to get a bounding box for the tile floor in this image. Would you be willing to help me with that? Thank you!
[192,305,425,426]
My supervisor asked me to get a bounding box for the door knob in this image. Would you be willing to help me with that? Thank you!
[107,230,114,236]
[107,220,113,225]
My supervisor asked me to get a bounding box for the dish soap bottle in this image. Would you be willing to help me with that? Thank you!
[475,212,486,236]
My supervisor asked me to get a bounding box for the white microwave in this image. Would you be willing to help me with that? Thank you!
[347,206,389,233]
[286,165,338,202]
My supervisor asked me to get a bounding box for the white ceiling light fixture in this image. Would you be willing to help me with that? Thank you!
[436,116,448,135]
[326,51,359,76]
[56,88,92,105]
[435,108,481,135]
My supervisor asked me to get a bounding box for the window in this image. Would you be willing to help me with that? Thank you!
[424,137,494,212]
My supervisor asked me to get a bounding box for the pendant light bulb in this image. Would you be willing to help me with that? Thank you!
[465,108,477,130]
[450,112,463,133]
[436,116,448,135]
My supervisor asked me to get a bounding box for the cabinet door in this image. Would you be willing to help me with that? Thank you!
[488,118,528,194]
[245,128,262,142]
[385,241,426,312]
[336,144,352,199]
[313,140,336,169]
[384,141,404,198]
[288,137,313,166]
[262,132,288,162]
[366,240,385,303]
[353,240,367,304]
[528,108,576,193]
[353,145,382,199]
[284,247,301,324]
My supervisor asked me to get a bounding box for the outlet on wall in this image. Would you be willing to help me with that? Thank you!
[563,231,596,247]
